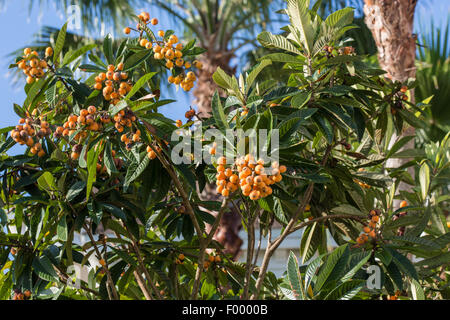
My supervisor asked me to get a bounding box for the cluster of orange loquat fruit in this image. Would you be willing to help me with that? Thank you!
[12,289,32,300]
[356,209,380,245]
[10,114,53,157]
[175,253,185,265]
[323,45,355,57]
[16,47,53,84]
[124,11,203,92]
[203,253,221,270]
[214,155,286,200]
[93,63,132,105]
[146,144,161,160]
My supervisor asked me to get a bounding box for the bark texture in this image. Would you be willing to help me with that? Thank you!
[363,0,418,198]
[194,51,235,118]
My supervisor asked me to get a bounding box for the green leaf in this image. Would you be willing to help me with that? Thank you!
[291,91,311,108]
[57,215,68,241]
[325,280,364,300]
[212,67,234,91]
[53,22,68,64]
[286,0,314,54]
[386,135,415,158]
[385,235,440,249]
[257,31,302,55]
[325,7,354,28]
[23,78,49,108]
[104,141,118,175]
[112,248,138,267]
[99,203,127,221]
[260,53,305,64]
[315,244,348,292]
[312,114,334,143]
[126,72,157,99]
[341,252,371,282]
[419,162,430,200]
[103,34,114,64]
[123,50,151,72]
[124,155,150,188]
[211,91,229,131]
[66,181,86,202]
[331,204,366,216]
[300,222,319,263]
[32,255,58,282]
[388,248,419,281]
[62,44,96,66]
[245,59,272,94]
[86,144,102,201]
[410,278,425,300]
[37,172,56,193]
[287,251,305,300]
[304,255,323,293]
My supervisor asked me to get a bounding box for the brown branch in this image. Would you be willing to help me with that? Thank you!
[251,144,335,300]
[83,222,119,300]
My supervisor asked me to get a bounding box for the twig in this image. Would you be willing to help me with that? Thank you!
[251,144,335,300]
[83,222,119,300]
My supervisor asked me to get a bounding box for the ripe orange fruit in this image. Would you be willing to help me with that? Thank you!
[45,47,53,57]
[99,259,106,266]
[399,200,408,208]
[124,27,131,34]
[217,156,227,165]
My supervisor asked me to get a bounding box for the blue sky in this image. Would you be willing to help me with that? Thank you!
[0,0,448,141]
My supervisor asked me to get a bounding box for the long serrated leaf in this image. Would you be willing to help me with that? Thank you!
[53,22,68,64]
[287,251,305,300]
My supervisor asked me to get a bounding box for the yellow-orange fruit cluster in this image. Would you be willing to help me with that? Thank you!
[215,158,239,198]
[356,209,380,245]
[113,108,135,133]
[175,253,185,265]
[10,116,50,157]
[203,253,221,270]
[93,64,132,105]
[175,119,183,128]
[121,129,141,146]
[124,11,202,92]
[185,109,195,120]
[16,47,52,84]
[388,290,402,300]
[215,155,286,200]
[146,144,161,160]
[58,106,106,142]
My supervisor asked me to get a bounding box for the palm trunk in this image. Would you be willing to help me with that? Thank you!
[194,49,243,259]
[194,51,235,117]
[363,0,418,202]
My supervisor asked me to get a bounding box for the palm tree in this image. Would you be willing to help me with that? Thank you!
[363,0,418,202]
